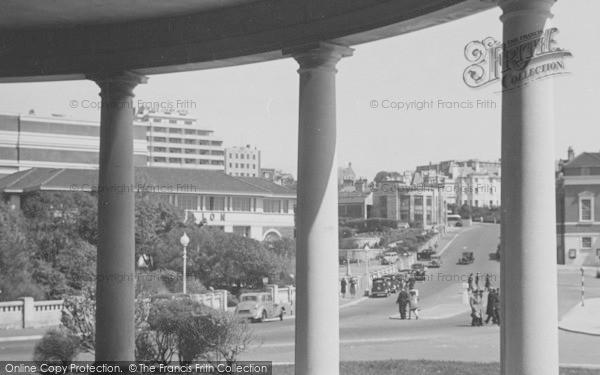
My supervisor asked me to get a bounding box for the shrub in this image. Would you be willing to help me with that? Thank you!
[339,226,356,239]
[33,328,80,364]
[339,239,359,249]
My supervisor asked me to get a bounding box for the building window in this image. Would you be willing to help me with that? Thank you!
[169,148,182,153]
[579,196,594,222]
[229,153,232,158]
[154,137,166,142]
[185,159,196,164]
[426,197,432,207]
[184,120,193,125]
[283,200,289,213]
[414,196,423,206]
[169,128,182,134]
[241,154,245,159]
[184,139,196,144]
[169,119,177,124]
[154,127,166,132]
[153,157,166,163]
[253,155,256,160]
[184,149,196,154]
[207,196,225,211]
[169,158,182,163]
[235,163,239,168]
[176,195,198,210]
[153,147,166,152]
[264,199,281,213]
[233,226,251,237]
[582,237,592,249]
[232,197,252,212]
[169,138,182,143]
[229,163,232,167]
[153,118,161,122]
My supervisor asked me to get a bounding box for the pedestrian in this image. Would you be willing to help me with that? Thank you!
[340,278,347,298]
[467,273,474,291]
[408,275,416,290]
[475,272,482,290]
[408,289,419,320]
[485,274,492,291]
[493,288,500,325]
[469,289,483,326]
[349,278,357,298]
[484,289,496,324]
[396,288,410,319]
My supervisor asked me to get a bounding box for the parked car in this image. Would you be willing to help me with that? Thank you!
[370,278,389,297]
[417,248,436,261]
[428,255,442,268]
[458,251,474,264]
[411,263,427,281]
[235,292,290,322]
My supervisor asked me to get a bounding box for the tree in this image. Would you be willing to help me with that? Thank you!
[135,197,184,264]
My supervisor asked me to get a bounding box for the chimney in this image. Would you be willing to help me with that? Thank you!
[567,147,574,161]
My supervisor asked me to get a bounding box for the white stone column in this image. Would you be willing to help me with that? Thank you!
[91,72,147,362]
[499,1,558,374]
[292,42,352,375]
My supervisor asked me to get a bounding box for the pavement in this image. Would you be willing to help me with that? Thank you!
[558,298,600,336]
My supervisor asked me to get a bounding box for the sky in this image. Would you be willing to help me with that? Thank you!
[0,2,598,180]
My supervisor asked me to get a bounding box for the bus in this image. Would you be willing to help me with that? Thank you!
[447,214,463,226]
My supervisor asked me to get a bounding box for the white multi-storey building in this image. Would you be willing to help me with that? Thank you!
[138,109,225,171]
[225,145,261,177]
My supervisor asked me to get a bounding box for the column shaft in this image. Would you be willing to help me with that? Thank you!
[499,1,558,374]
[293,42,352,375]
[92,72,147,362]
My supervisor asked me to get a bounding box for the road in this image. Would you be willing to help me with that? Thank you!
[2,224,599,366]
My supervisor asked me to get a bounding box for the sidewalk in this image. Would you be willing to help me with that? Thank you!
[0,327,51,343]
[558,298,600,336]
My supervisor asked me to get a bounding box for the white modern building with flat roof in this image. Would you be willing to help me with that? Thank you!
[137,109,225,171]
[225,145,261,177]
[0,111,148,178]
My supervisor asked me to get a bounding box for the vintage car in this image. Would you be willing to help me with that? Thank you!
[370,277,389,297]
[417,248,436,261]
[458,251,475,265]
[234,292,291,322]
[428,255,443,268]
[411,263,427,281]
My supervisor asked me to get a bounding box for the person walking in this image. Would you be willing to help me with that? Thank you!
[493,288,500,325]
[484,289,496,324]
[349,278,357,298]
[475,272,482,290]
[396,288,410,319]
[469,289,483,326]
[340,278,347,298]
[467,273,474,292]
[484,273,492,291]
[408,289,419,320]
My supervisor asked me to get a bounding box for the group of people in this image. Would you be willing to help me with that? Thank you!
[395,287,419,320]
[468,272,500,326]
[340,277,357,298]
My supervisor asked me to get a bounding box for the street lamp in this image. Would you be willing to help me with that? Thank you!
[180,232,190,294]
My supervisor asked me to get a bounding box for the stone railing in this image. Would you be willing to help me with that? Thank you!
[0,290,230,330]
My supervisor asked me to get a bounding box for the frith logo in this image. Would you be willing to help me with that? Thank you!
[463,28,572,90]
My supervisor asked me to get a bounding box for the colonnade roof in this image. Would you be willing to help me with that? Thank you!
[0,0,496,82]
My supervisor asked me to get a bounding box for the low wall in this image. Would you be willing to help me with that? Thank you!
[0,298,63,329]
[0,290,230,330]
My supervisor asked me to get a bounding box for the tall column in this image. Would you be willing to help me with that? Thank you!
[499,1,558,374]
[91,72,147,362]
[292,42,352,375]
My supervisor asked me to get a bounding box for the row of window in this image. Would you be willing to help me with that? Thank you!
[149,127,210,136]
[148,137,221,146]
[151,157,223,165]
[145,118,194,125]
[151,147,223,156]
[157,194,292,213]
[228,153,257,160]
[228,163,256,169]
[230,172,257,177]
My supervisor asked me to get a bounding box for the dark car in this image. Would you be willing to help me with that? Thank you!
[417,248,436,261]
[411,263,427,281]
[458,251,474,264]
[370,278,389,297]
